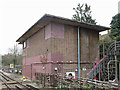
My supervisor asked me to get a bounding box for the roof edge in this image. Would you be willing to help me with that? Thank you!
[16,14,110,43]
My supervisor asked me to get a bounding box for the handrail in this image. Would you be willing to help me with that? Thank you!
[87,56,106,78]
[88,41,120,80]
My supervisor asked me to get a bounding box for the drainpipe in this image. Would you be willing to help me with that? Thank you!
[78,27,80,79]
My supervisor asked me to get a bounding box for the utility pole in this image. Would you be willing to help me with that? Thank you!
[14,45,17,69]
[118,1,120,13]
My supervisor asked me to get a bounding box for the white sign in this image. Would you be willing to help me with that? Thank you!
[10,64,14,68]
[66,72,75,78]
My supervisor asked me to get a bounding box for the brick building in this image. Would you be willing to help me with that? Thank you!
[17,14,109,80]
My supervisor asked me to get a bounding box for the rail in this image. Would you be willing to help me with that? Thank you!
[0,71,38,89]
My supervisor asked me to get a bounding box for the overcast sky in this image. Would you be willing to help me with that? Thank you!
[0,0,119,55]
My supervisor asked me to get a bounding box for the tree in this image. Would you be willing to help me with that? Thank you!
[72,3,97,24]
[109,13,120,41]
[99,34,113,59]
[2,44,23,66]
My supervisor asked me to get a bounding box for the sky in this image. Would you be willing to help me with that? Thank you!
[0,0,120,55]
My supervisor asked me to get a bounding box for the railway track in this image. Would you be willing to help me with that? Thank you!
[0,71,38,89]
[55,75,119,89]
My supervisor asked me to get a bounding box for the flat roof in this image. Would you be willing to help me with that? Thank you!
[16,14,110,44]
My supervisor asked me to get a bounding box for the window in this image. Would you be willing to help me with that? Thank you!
[23,41,27,49]
[23,38,29,49]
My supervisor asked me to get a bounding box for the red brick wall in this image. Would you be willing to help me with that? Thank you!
[22,27,52,79]
[51,25,78,75]
[50,25,99,78]
[22,22,99,79]
[80,28,99,78]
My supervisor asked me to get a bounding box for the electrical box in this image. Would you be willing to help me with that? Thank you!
[66,72,75,78]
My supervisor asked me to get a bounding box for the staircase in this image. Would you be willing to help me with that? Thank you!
[87,57,105,80]
[87,41,120,81]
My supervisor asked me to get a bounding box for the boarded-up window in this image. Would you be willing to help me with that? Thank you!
[45,22,64,40]
[45,23,51,40]
[51,22,64,38]
[26,38,29,48]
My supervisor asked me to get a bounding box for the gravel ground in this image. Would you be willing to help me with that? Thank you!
[0,70,40,89]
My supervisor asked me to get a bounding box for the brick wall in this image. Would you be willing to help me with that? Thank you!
[51,24,99,78]
[22,22,99,79]
[80,28,99,77]
[22,27,52,79]
[51,25,78,75]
